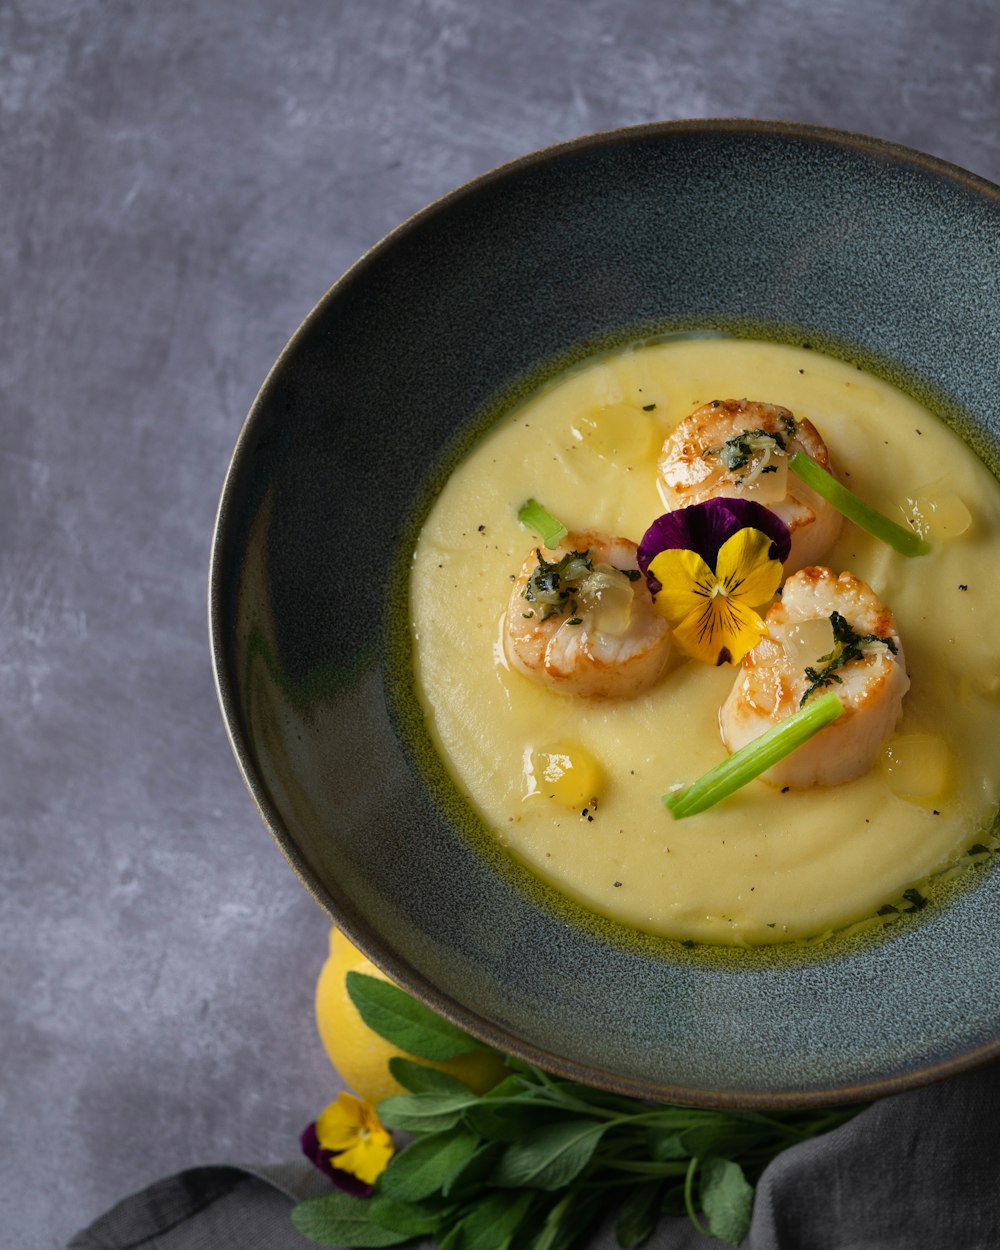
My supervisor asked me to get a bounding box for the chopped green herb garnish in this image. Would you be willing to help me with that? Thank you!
[664,691,843,818]
[800,610,898,705]
[522,549,592,621]
[517,497,568,549]
[618,567,642,581]
[705,427,789,473]
[702,421,796,486]
[788,451,931,556]
[902,888,928,911]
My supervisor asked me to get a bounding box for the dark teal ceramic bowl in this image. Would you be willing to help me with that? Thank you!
[210,120,1000,1107]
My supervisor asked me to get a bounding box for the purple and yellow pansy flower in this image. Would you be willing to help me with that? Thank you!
[638,499,791,666]
[301,1091,394,1192]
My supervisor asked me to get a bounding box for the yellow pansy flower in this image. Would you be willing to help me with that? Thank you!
[638,500,791,666]
[315,1091,394,1185]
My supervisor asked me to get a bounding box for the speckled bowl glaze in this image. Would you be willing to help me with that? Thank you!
[211,121,1000,1107]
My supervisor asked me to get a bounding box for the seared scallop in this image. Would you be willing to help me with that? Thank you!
[505,531,671,698]
[657,399,842,572]
[719,566,909,787]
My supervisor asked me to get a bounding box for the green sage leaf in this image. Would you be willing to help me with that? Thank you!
[481,1073,530,1100]
[647,1128,688,1161]
[614,1181,664,1248]
[528,1083,605,1117]
[377,1089,481,1134]
[290,1192,412,1247]
[346,972,482,1059]
[677,1122,733,1159]
[366,1195,445,1237]
[388,1057,473,1095]
[492,1118,607,1191]
[531,1188,608,1250]
[441,1141,506,1200]
[462,1073,535,1137]
[700,1157,754,1247]
[465,1098,550,1142]
[440,1190,536,1250]
[380,1126,481,1201]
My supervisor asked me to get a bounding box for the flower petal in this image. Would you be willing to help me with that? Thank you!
[330,1128,395,1186]
[639,499,791,595]
[714,528,784,607]
[647,548,717,627]
[316,1092,368,1151]
[359,1102,382,1132]
[672,595,770,666]
[300,1122,373,1196]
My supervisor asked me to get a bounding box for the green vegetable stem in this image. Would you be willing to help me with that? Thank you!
[518,498,569,549]
[664,691,843,818]
[787,451,931,557]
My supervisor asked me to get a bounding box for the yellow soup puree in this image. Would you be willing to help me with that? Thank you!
[411,338,1000,944]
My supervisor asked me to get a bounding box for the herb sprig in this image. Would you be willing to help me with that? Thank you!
[522,550,640,624]
[703,414,796,484]
[705,426,789,473]
[800,610,898,706]
[292,974,863,1249]
[523,549,593,621]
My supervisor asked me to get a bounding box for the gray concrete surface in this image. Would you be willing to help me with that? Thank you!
[2,1,999,1246]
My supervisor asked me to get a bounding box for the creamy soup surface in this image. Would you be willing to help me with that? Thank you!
[410,338,1000,944]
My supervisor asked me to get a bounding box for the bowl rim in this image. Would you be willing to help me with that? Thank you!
[209,118,1000,1108]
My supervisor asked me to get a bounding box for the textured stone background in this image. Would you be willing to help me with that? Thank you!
[3,1,999,1245]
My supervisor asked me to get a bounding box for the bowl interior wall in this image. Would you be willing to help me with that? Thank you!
[212,122,1000,1104]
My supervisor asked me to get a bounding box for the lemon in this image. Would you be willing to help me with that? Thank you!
[315,928,507,1105]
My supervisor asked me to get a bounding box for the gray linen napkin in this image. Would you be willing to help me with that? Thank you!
[70,1060,1000,1250]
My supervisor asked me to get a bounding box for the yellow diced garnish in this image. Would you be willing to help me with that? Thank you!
[907,485,972,541]
[524,740,602,809]
[577,566,634,637]
[775,617,836,671]
[881,734,951,804]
